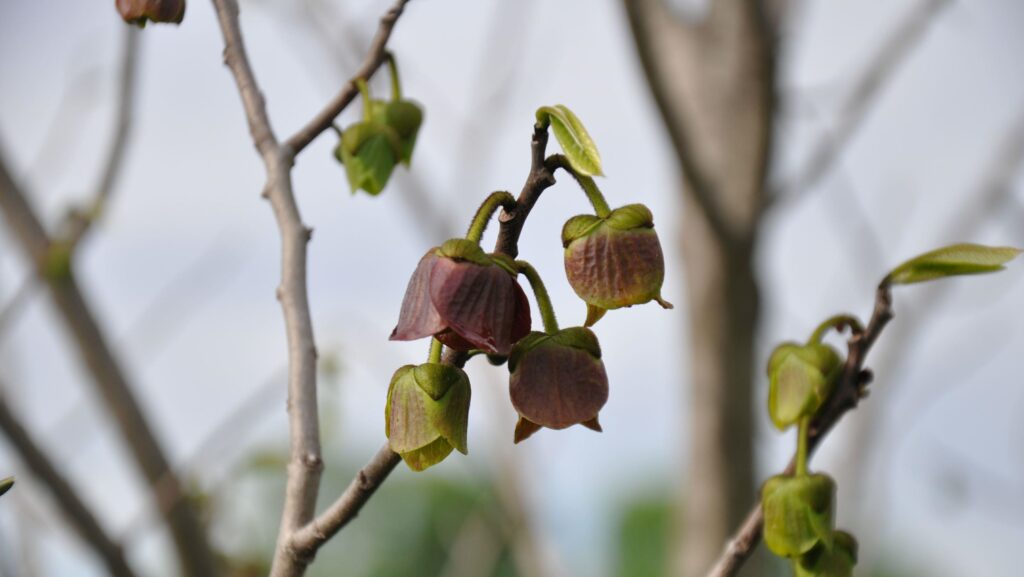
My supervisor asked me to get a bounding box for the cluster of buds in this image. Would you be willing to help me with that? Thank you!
[116,0,185,25]
[382,106,672,470]
[762,319,857,576]
[335,57,423,195]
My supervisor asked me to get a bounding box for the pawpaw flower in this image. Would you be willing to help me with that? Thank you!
[390,239,531,355]
[562,203,672,326]
[507,327,608,443]
[761,473,836,558]
[385,363,470,471]
[116,0,185,25]
[766,342,842,430]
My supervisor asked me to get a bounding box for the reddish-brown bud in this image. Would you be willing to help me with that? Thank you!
[562,204,671,326]
[508,327,608,443]
[116,0,185,25]
[391,239,531,355]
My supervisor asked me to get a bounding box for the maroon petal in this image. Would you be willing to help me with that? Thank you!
[509,344,608,429]
[430,259,523,354]
[391,252,446,342]
[510,282,532,347]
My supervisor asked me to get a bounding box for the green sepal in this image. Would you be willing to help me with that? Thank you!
[0,476,13,498]
[762,474,836,558]
[561,214,603,247]
[436,238,491,266]
[385,100,424,165]
[336,122,403,196]
[548,326,602,359]
[536,104,603,177]
[794,530,858,577]
[507,332,551,373]
[385,362,471,470]
[489,253,519,276]
[767,343,842,431]
[605,204,654,231]
[886,243,1021,285]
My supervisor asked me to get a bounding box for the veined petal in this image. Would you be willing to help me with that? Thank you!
[391,251,446,342]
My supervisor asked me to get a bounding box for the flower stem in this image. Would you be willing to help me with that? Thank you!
[808,314,864,344]
[555,158,611,218]
[428,338,442,364]
[357,79,373,122]
[466,191,517,244]
[796,416,810,477]
[386,52,402,101]
[515,260,559,334]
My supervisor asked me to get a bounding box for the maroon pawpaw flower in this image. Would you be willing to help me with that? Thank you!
[508,327,608,443]
[391,239,531,355]
[562,203,672,326]
[116,0,185,25]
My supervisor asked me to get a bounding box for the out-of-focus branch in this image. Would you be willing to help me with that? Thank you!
[64,26,140,247]
[0,154,217,577]
[285,0,412,155]
[0,389,137,577]
[705,284,894,577]
[772,0,949,204]
[0,276,37,342]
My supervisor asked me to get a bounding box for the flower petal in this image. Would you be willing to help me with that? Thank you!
[510,342,608,429]
[391,251,446,342]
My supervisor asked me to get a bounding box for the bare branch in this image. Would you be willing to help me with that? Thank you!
[0,153,217,577]
[64,26,141,247]
[0,388,137,577]
[285,0,412,155]
[773,0,949,204]
[0,275,38,342]
[705,284,895,577]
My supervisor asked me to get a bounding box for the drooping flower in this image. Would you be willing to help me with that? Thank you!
[116,0,185,25]
[391,239,531,355]
[562,203,672,326]
[794,530,858,577]
[507,327,608,443]
[385,362,470,471]
[766,342,842,430]
[761,473,836,558]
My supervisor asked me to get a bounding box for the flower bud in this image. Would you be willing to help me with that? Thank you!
[562,204,672,326]
[116,0,185,25]
[761,473,836,558]
[508,327,608,443]
[385,363,471,471]
[391,239,531,355]
[794,530,858,577]
[334,121,403,196]
[767,342,841,430]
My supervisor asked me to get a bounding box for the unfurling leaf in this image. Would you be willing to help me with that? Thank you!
[886,243,1021,285]
[0,476,13,498]
[537,105,603,177]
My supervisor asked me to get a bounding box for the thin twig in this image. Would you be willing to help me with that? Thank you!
[704,283,894,577]
[0,276,38,342]
[0,131,217,577]
[285,0,412,155]
[0,389,137,577]
[771,0,949,205]
[64,26,140,247]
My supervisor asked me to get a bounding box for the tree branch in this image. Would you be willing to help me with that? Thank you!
[285,0,412,156]
[0,389,137,577]
[704,283,894,577]
[771,0,949,204]
[64,25,140,247]
[0,147,216,577]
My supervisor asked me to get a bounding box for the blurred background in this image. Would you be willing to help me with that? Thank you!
[1,1,1023,576]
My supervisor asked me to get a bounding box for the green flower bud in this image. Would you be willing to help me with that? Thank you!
[767,342,842,430]
[562,204,672,326]
[116,0,185,25]
[385,363,471,471]
[761,473,836,558]
[334,122,403,196]
[794,530,858,577]
[508,327,608,443]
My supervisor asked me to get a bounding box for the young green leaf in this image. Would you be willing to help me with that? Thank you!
[0,476,14,498]
[537,105,603,177]
[886,243,1021,285]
